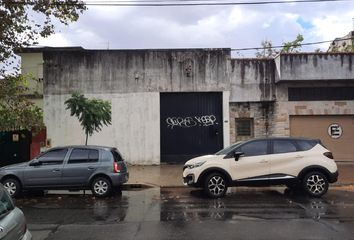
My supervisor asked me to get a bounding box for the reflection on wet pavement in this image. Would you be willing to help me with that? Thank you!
[15,187,354,225]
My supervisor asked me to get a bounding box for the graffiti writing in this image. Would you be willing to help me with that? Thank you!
[166,115,218,129]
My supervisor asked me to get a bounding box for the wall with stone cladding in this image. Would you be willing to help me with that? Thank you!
[229,102,275,143]
[272,82,354,136]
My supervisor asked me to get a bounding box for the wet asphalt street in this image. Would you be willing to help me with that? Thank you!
[15,187,354,240]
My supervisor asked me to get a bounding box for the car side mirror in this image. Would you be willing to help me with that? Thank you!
[29,159,42,166]
[233,151,244,161]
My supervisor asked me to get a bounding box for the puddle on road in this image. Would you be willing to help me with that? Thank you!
[14,187,354,224]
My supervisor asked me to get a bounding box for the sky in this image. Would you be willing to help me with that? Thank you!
[27,0,354,57]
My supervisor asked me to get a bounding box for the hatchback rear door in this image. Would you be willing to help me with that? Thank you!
[61,148,101,186]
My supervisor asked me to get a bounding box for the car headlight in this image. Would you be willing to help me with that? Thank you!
[186,161,206,169]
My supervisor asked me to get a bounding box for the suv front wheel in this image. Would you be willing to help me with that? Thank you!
[204,172,228,198]
[302,171,329,198]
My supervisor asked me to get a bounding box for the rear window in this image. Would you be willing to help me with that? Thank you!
[273,140,297,154]
[68,149,99,164]
[296,140,318,151]
[111,150,123,162]
[0,188,14,219]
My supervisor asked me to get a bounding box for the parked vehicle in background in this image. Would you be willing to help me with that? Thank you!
[0,146,129,198]
[183,137,338,198]
[0,183,32,239]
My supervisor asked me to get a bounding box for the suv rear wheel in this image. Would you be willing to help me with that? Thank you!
[302,171,329,197]
[91,177,112,197]
[204,172,228,198]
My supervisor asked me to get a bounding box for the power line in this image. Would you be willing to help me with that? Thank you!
[3,0,354,7]
[231,37,353,51]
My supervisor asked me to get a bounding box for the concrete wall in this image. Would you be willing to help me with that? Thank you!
[19,52,44,108]
[44,92,160,165]
[43,49,231,95]
[276,53,354,82]
[21,47,354,163]
[40,48,233,164]
[230,59,276,102]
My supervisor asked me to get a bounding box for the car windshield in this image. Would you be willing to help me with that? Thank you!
[215,141,244,155]
[0,187,14,219]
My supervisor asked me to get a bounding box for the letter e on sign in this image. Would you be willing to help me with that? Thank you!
[327,123,342,139]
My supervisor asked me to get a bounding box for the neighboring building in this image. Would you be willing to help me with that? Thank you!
[328,31,354,52]
[0,49,46,167]
[18,47,354,164]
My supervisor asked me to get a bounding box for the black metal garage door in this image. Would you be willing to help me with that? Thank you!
[160,92,223,163]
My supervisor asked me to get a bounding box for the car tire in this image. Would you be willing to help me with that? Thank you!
[302,171,329,198]
[91,177,112,197]
[3,178,21,198]
[204,172,228,198]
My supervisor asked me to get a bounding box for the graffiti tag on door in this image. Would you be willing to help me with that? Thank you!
[166,115,218,129]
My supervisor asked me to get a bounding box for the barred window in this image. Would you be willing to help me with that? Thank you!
[235,118,253,136]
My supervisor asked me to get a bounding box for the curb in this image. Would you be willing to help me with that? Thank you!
[125,183,354,189]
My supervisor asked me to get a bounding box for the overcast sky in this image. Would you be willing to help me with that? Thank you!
[32,0,354,57]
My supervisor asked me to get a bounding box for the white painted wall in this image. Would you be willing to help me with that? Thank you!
[222,91,230,148]
[44,92,160,165]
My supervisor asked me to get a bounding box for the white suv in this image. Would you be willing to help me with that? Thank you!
[183,137,338,198]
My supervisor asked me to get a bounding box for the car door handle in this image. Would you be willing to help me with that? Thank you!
[88,166,95,170]
[52,169,60,172]
[259,159,268,163]
[295,155,303,159]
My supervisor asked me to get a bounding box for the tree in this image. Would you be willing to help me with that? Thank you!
[65,93,112,145]
[255,40,279,58]
[282,34,304,53]
[0,74,44,131]
[256,34,305,58]
[0,0,86,75]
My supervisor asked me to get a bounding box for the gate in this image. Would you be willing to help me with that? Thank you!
[160,92,223,163]
[0,130,31,167]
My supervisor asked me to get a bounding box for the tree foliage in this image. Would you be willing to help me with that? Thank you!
[0,74,44,131]
[255,40,278,58]
[256,34,305,58]
[282,34,304,53]
[0,0,86,74]
[65,93,112,145]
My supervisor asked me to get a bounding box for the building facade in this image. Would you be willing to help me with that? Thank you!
[18,48,354,164]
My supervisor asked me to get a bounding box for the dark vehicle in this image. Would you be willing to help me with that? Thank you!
[0,183,32,239]
[0,146,129,198]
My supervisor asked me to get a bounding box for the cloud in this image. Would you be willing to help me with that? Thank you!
[37,1,354,56]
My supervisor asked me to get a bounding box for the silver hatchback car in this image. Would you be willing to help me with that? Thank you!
[0,184,32,239]
[0,146,129,198]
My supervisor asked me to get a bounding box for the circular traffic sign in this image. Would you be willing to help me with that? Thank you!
[328,123,342,139]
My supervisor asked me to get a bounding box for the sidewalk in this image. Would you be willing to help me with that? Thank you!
[127,162,354,187]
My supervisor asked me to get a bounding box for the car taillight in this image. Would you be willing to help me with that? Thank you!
[113,162,121,173]
[323,152,334,159]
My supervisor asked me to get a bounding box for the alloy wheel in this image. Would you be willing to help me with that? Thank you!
[208,176,226,196]
[306,174,326,195]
